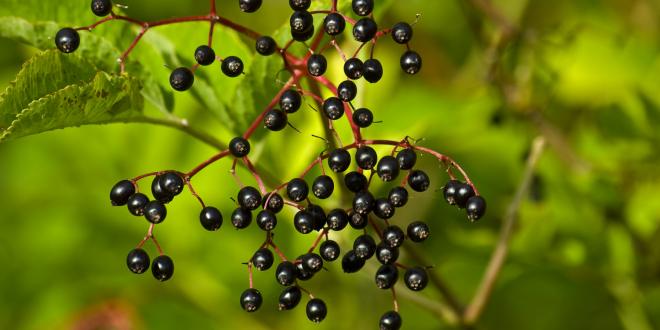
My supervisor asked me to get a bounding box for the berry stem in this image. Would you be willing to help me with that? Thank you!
[186,149,231,178]
[247,262,254,289]
[185,179,206,208]
[391,288,400,312]
[268,240,288,262]
[243,157,267,195]
[312,75,362,142]
[307,228,329,253]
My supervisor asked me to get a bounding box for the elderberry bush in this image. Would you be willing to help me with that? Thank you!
[60,0,486,328]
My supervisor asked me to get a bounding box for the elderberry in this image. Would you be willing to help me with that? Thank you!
[221,56,244,77]
[169,67,194,91]
[55,28,80,53]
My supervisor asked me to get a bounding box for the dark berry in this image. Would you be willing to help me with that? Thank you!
[353,108,374,128]
[312,175,334,199]
[231,207,252,229]
[466,195,486,221]
[287,178,309,202]
[391,22,413,44]
[221,56,244,77]
[376,243,399,265]
[353,190,375,215]
[279,286,302,310]
[404,267,428,291]
[323,13,346,36]
[280,89,302,113]
[306,204,327,231]
[289,0,311,10]
[328,149,351,173]
[55,28,80,53]
[307,54,327,77]
[290,10,314,34]
[454,182,475,208]
[355,146,378,170]
[396,148,417,170]
[252,248,274,271]
[127,193,149,216]
[320,240,341,261]
[256,209,277,231]
[262,192,284,213]
[151,175,173,203]
[382,225,405,248]
[255,36,277,56]
[337,80,357,102]
[375,264,399,289]
[152,255,174,281]
[342,250,366,273]
[377,156,400,181]
[352,0,374,16]
[353,18,378,42]
[380,311,403,330]
[229,137,250,157]
[194,45,216,66]
[348,210,368,229]
[169,67,194,91]
[160,172,184,196]
[323,97,344,120]
[326,208,349,231]
[353,234,377,260]
[199,206,223,231]
[442,180,460,205]
[144,201,167,224]
[295,258,315,281]
[263,109,288,131]
[301,253,324,273]
[306,298,327,323]
[400,50,422,75]
[110,180,135,206]
[344,171,368,192]
[126,248,149,274]
[275,261,297,286]
[363,58,383,83]
[291,26,315,41]
[294,210,314,234]
[239,0,262,12]
[91,0,112,16]
[344,58,364,80]
[373,198,395,219]
[407,221,430,242]
[388,186,409,208]
[407,170,430,192]
[238,186,262,211]
[240,288,263,312]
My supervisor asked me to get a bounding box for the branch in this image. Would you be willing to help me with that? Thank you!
[131,116,225,150]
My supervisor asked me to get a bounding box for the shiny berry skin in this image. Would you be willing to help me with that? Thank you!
[400,50,422,75]
[407,170,430,192]
[442,180,460,205]
[404,267,428,291]
[110,180,135,206]
[407,221,430,242]
[382,225,405,248]
[377,156,400,181]
[396,148,417,170]
[306,204,326,231]
[199,206,223,231]
[466,196,486,221]
[169,67,194,91]
[323,13,346,36]
[255,36,277,56]
[375,264,399,289]
[221,56,244,77]
[91,0,112,16]
[263,109,288,131]
[391,22,413,44]
[291,26,314,41]
[312,175,334,199]
[328,149,351,173]
[194,45,215,66]
[306,298,327,323]
[127,193,149,216]
[152,255,174,281]
[348,211,368,229]
[231,207,252,229]
[55,28,80,53]
[376,243,399,265]
[353,108,374,128]
[363,58,383,83]
[322,97,344,120]
[353,18,378,42]
[295,259,314,281]
[307,54,327,76]
[252,248,274,271]
[344,58,364,80]
[275,261,297,286]
[238,186,262,211]
[151,175,173,203]
[353,190,375,215]
[320,240,341,261]
[373,198,395,219]
[380,311,403,330]
[344,171,368,192]
[353,234,377,260]
[326,208,349,231]
[290,10,314,34]
[144,201,167,224]
[355,146,378,169]
[278,286,302,310]
[256,210,277,231]
[352,0,374,16]
[229,137,250,157]
[301,253,324,273]
[454,182,475,208]
[239,0,262,12]
[294,210,314,234]
[160,172,184,196]
[342,250,366,273]
[289,0,311,10]
[287,178,309,202]
[126,248,150,274]
[280,89,302,113]
[240,288,263,312]
[388,186,409,208]
[262,192,284,213]
[337,80,358,102]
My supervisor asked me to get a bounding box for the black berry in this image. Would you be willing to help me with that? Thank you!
[194,45,216,66]
[404,267,428,291]
[278,286,302,310]
[344,171,368,192]
[353,108,374,128]
[319,240,341,261]
[352,0,374,16]
[238,186,262,211]
[127,193,149,216]
[221,56,244,77]
[199,206,223,231]
[353,190,375,215]
[328,149,351,172]
[344,58,364,80]
[377,156,400,181]
[239,0,262,12]
[307,54,327,77]
[231,207,252,229]
[375,264,398,289]
[287,178,309,202]
[407,170,430,192]
[355,146,378,169]
[388,186,409,208]
[289,0,311,10]
[160,172,184,196]
[337,80,358,102]
[353,18,378,42]
[382,225,405,248]
[263,109,288,131]
[110,180,135,206]
[326,208,349,231]
[376,243,399,265]
[151,175,173,203]
[91,0,112,16]
[380,311,403,330]
[396,148,417,170]
[290,10,314,34]
[312,175,334,199]
[280,89,302,113]
[169,67,194,91]
[342,250,366,273]
[152,255,174,281]
[324,13,346,36]
[400,50,422,75]
[262,192,284,213]
[407,221,430,242]
[255,36,277,56]
[465,195,486,221]
[306,204,326,231]
[442,180,460,205]
[353,234,376,260]
[363,58,383,83]
[454,182,475,208]
[306,298,327,323]
[55,28,80,53]
[295,259,314,281]
[126,248,150,274]
[323,97,344,120]
[275,261,297,286]
[291,26,314,41]
[144,201,167,224]
[294,210,314,234]
[391,22,413,44]
[348,210,368,229]
[373,198,395,219]
[301,253,324,273]
[240,288,263,312]
[256,209,277,231]
[229,137,251,157]
[252,248,274,271]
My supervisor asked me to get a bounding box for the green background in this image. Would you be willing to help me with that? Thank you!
[1,0,660,329]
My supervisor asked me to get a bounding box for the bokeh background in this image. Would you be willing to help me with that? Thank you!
[1,0,660,329]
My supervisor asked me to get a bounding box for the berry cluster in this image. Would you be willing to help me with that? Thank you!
[60,1,486,329]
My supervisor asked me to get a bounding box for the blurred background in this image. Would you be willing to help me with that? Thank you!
[1,0,660,329]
